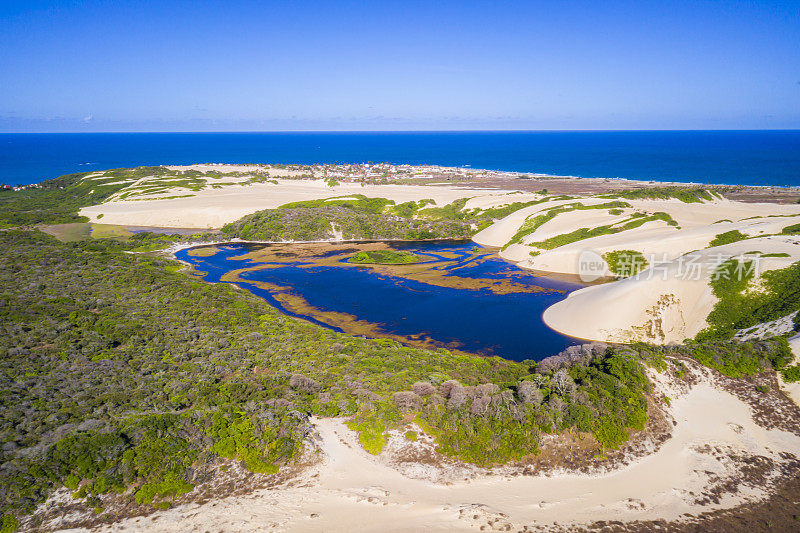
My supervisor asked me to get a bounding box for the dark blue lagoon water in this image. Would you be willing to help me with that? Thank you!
[2,130,799,186]
[175,241,581,361]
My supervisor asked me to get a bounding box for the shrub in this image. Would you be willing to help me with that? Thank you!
[289,374,321,393]
[782,364,800,383]
[411,381,436,397]
[392,391,422,412]
[698,260,800,341]
[516,381,543,405]
[603,250,648,277]
[709,230,748,247]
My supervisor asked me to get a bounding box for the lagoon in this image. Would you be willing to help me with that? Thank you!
[175,240,581,361]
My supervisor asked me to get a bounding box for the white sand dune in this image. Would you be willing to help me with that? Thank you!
[79,172,800,345]
[543,236,800,343]
[474,197,800,276]
[73,364,799,532]
[472,196,800,344]
[80,179,507,229]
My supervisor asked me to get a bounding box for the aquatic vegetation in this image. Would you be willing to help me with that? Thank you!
[180,242,573,359]
[347,250,421,264]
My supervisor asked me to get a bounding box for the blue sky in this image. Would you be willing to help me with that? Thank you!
[1,0,799,131]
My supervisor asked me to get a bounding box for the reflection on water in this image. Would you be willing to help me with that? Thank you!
[175,241,581,361]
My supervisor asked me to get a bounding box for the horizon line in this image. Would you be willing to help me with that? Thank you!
[2,128,800,135]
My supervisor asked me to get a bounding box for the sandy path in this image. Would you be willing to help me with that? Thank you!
[78,375,800,532]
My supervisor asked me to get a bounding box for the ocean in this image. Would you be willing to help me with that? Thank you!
[1,130,799,187]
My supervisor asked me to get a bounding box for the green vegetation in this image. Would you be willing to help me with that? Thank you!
[504,201,631,248]
[348,250,421,264]
[0,166,268,227]
[709,230,748,247]
[1,514,18,533]
[685,338,792,378]
[697,259,800,341]
[0,229,533,521]
[0,171,132,226]
[279,194,396,214]
[602,187,717,203]
[217,194,493,241]
[1,168,792,528]
[0,227,665,522]
[221,206,474,241]
[781,364,800,383]
[603,250,648,277]
[754,252,791,258]
[781,222,800,235]
[528,212,677,251]
[413,346,650,462]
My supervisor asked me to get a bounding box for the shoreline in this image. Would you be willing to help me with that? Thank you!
[11,160,800,191]
[172,239,581,359]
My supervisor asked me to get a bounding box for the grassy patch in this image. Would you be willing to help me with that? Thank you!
[603,250,648,277]
[280,194,396,214]
[90,224,134,240]
[709,230,748,247]
[781,222,800,235]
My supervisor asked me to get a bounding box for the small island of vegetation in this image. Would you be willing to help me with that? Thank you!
[347,250,421,265]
